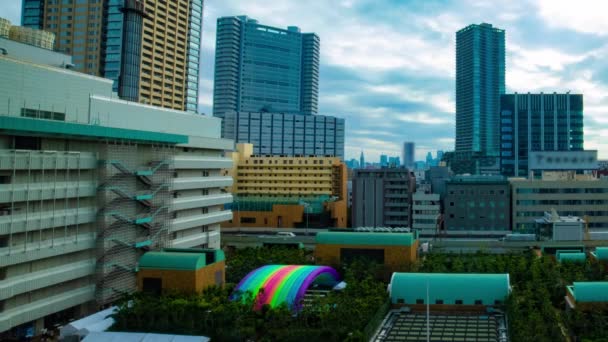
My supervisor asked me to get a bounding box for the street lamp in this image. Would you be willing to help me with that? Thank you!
[299,200,310,236]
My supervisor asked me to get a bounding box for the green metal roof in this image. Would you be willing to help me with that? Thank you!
[0,116,188,144]
[595,247,608,260]
[162,248,225,263]
[316,231,416,246]
[558,252,586,263]
[569,282,608,303]
[390,273,510,305]
[138,249,226,271]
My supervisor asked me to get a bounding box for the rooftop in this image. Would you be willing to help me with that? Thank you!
[138,248,225,271]
[567,282,608,303]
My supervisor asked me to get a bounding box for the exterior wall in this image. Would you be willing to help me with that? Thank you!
[0,51,233,335]
[314,242,418,277]
[444,177,510,233]
[227,205,305,228]
[352,169,414,228]
[213,16,319,117]
[511,174,608,231]
[412,192,440,232]
[456,23,505,156]
[136,261,225,293]
[500,93,584,177]
[221,111,345,158]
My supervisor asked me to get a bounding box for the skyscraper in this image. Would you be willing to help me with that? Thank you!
[500,93,584,177]
[402,142,415,169]
[360,151,365,169]
[21,0,203,112]
[213,16,320,118]
[455,23,505,157]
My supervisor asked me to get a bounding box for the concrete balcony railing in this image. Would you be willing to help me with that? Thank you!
[173,155,233,169]
[0,259,95,300]
[0,284,95,333]
[0,233,96,267]
[0,150,97,171]
[172,177,233,190]
[0,207,97,235]
[0,181,97,203]
[171,210,233,233]
[171,194,232,211]
[171,230,220,249]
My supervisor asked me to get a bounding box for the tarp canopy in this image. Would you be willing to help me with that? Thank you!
[59,306,116,339]
[82,332,210,342]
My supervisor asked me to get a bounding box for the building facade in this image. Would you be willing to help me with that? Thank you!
[213,16,319,117]
[0,39,232,337]
[22,0,202,112]
[511,172,608,232]
[221,111,345,158]
[455,23,505,157]
[402,142,415,169]
[223,143,347,229]
[500,93,584,177]
[444,176,510,234]
[412,191,441,233]
[352,168,415,228]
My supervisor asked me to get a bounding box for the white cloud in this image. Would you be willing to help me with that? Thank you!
[537,0,608,36]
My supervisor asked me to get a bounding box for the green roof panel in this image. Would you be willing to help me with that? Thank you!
[390,273,511,305]
[571,282,608,302]
[139,251,206,271]
[316,231,416,246]
[557,252,586,263]
[595,247,608,261]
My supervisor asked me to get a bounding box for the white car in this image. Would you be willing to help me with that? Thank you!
[276,232,296,238]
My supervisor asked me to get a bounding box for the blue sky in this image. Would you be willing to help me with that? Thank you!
[3,0,608,162]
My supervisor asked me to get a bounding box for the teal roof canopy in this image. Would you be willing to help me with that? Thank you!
[389,273,510,306]
[557,251,586,263]
[594,247,608,261]
[0,116,188,144]
[316,232,416,246]
[569,282,608,303]
[139,249,225,271]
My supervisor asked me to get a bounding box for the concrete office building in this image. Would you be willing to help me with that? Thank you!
[500,93,584,177]
[221,111,345,158]
[213,16,319,117]
[402,142,415,169]
[425,166,452,198]
[511,172,608,232]
[22,0,203,112]
[412,191,441,234]
[352,168,415,228]
[444,175,510,235]
[223,143,347,229]
[455,23,505,157]
[0,38,232,337]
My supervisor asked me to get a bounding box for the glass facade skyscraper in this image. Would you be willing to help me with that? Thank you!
[22,0,203,112]
[455,23,505,157]
[500,93,584,177]
[213,16,320,118]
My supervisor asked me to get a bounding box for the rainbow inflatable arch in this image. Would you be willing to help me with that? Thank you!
[231,265,341,310]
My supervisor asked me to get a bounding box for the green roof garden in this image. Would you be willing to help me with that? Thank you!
[139,248,225,271]
[567,282,608,303]
[316,231,416,247]
[389,273,510,306]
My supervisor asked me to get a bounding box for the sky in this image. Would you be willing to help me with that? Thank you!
[2,0,608,162]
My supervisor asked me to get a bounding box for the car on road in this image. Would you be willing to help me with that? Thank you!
[276,232,296,238]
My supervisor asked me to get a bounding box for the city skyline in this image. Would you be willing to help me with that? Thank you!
[3,1,608,162]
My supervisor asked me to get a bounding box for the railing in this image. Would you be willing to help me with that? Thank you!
[105,206,168,226]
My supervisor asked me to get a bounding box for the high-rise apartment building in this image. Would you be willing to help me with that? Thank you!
[0,36,232,337]
[223,143,347,229]
[402,142,415,169]
[500,93,584,177]
[213,16,319,117]
[352,169,415,228]
[22,0,203,112]
[221,111,345,158]
[455,23,505,157]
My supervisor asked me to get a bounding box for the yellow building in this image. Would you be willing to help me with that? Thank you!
[224,143,347,228]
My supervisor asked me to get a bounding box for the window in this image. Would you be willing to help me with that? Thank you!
[450,202,454,207]
[0,235,8,247]
[455,299,463,305]
[240,217,256,224]
[435,299,444,304]
[474,300,483,305]
[397,299,405,304]
[14,136,41,150]
[416,299,424,304]
[494,300,502,305]
[0,175,10,184]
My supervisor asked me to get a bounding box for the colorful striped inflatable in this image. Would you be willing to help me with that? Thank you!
[231,265,340,310]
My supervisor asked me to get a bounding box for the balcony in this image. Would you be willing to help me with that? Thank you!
[173,156,233,169]
[171,210,232,232]
[171,194,233,211]
[0,284,95,333]
[172,177,233,190]
[170,230,220,249]
[0,259,95,300]
[0,207,97,235]
[0,181,97,203]
[0,233,96,267]
[0,150,97,171]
